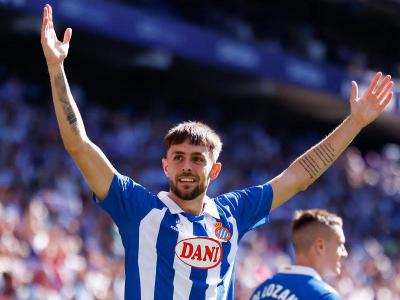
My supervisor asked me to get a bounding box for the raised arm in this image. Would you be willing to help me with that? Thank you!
[41,4,115,200]
[270,72,394,209]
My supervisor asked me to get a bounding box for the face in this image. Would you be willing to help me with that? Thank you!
[162,141,221,201]
[320,225,348,276]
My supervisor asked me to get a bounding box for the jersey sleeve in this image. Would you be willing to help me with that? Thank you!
[219,183,273,237]
[93,172,155,229]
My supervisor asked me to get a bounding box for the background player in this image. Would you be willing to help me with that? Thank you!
[250,209,347,300]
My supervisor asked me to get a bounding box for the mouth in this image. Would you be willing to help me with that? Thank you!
[177,175,198,184]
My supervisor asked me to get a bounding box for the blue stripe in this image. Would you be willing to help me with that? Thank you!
[189,221,209,300]
[217,212,233,299]
[154,212,179,300]
[122,225,141,300]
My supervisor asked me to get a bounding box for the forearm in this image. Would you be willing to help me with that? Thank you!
[47,63,116,198]
[271,72,393,209]
[270,115,363,209]
[291,115,362,190]
[48,63,88,152]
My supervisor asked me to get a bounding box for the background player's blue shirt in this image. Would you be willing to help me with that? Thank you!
[250,265,341,300]
[95,172,273,300]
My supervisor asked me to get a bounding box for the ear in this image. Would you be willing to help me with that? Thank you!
[314,238,325,255]
[209,162,222,180]
[162,158,169,177]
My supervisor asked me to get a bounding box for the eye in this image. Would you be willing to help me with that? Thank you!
[173,155,183,161]
[193,156,206,164]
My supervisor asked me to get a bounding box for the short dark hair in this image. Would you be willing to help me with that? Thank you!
[291,209,343,252]
[164,121,223,162]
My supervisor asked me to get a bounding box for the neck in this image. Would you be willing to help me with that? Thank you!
[168,191,206,216]
[295,254,321,276]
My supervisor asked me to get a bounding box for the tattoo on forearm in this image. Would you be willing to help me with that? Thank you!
[305,155,320,173]
[320,143,335,162]
[54,73,78,134]
[300,142,335,179]
[300,155,319,179]
[314,148,328,165]
[313,142,335,166]
[326,142,335,153]
[299,160,312,179]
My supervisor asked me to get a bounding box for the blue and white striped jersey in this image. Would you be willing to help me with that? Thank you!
[95,172,273,300]
[250,265,341,300]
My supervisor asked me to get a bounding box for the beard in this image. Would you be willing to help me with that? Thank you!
[169,179,207,201]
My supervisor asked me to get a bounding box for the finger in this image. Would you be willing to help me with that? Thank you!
[44,5,53,39]
[365,72,382,95]
[63,28,72,44]
[48,5,58,40]
[49,4,52,22]
[48,4,53,30]
[45,14,51,38]
[380,91,393,108]
[377,81,394,100]
[350,81,358,101]
[374,75,391,96]
[41,6,48,34]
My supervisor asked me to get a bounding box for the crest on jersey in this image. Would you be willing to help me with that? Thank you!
[175,237,222,269]
[214,222,231,241]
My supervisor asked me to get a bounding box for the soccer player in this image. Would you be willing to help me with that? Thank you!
[40,4,394,300]
[250,209,347,300]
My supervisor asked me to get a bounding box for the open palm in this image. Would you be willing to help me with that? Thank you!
[41,4,72,66]
[350,72,394,128]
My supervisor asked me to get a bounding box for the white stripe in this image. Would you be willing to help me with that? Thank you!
[173,214,193,300]
[204,215,221,300]
[138,208,167,300]
[221,217,238,300]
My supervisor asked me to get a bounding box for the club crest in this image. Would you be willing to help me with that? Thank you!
[214,222,231,241]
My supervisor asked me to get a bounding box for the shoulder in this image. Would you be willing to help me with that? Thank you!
[107,172,163,210]
[319,292,341,300]
[111,172,138,191]
[311,279,340,300]
[113,172,153,194]
[215,183,272,204]
[250,278,273,300]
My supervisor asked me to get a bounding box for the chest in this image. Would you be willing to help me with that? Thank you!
[157,212,237,270]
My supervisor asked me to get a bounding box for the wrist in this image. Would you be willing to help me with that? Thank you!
[47,62,64,74]
[347,114,364,132]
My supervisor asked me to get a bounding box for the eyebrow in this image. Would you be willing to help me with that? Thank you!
[171,151,185,155]
[191,152,206,156]
[171,151,206,156]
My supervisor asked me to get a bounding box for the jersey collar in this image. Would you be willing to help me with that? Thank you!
[157,191,219,219]
[278,265,322,281]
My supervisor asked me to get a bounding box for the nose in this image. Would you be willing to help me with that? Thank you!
[342,245,348,258]
[181,158,192,172]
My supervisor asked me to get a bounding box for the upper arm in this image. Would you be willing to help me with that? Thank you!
[68,139,116,200]
[269,167,305,210]
[224,184,273,235]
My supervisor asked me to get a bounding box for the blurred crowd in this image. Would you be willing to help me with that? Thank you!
[120,0,400,78]
[0,72,400,300]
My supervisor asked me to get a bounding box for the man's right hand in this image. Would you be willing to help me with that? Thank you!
[40,4,72,67]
